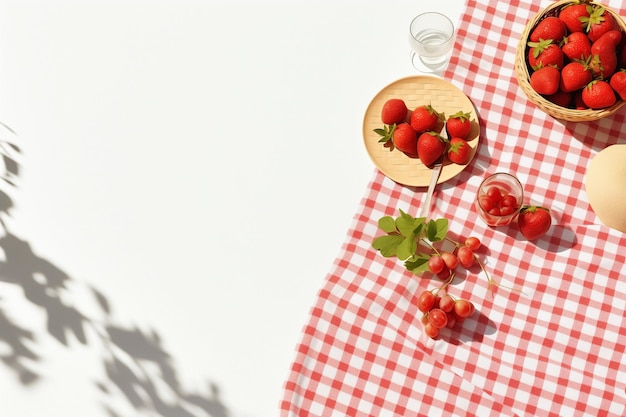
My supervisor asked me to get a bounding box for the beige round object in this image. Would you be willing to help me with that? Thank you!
[586,144,626,233]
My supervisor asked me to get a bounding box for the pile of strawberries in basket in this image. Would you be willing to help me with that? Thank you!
[527,2,626,109]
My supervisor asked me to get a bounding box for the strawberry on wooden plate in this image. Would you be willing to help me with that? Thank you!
[392,123,418,156]
[381,98,409,125]
[417,131,446,166]
[445,111,471,139]
[447,137,470,165]
[410,104,441,133]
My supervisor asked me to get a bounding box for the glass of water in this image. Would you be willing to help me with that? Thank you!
[409,12,455,73]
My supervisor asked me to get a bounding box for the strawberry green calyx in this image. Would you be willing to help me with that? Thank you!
[448,110,471,122]
[425,104,445,121]
[581,5,605,33]
[448,139,464,153]
[575,54,592,68]
[531,62,561,72]
[374,123,396,144]
[528,38,554,57]
[520,205,550,213]
[589,54,605,76]
[560,0,583,9]
[427,131,449,144]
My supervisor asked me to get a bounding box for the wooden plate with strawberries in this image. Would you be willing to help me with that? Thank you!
[362,75,480,187]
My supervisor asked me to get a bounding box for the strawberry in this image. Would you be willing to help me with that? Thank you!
[527,39,564,70]
[445,111,471,139]
[560,61,592,92]
[561,32,591,61]
[518,206,552,240]
[446,137,470,165]
[582,5,617,43]
[620,42,626,69]
[609,69,626,101]
[529,16,567,43]
[558,3,589,34]
[417,131,446,166]
[381,98,408,125]
[574,91,587,109]
[589,29,621,79]
[581,79,616,109]
[546,90,573,107]
[392,123,418,155]
[410,104,441,133]
[530,66,560,95]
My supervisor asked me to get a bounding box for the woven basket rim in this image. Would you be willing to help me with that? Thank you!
[515,0,626,122]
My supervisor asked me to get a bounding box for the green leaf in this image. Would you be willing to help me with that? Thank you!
[413,222,425,238]
[398,208,413,220]
[396,210,424,237]
[373,124,395,144]
[378,216,397,233]
[396,237,417,261]
[404,254,430,274]
[372,234,404,258]
[427,218,448,242]
[395,211,414,236]
[426,220,438,241]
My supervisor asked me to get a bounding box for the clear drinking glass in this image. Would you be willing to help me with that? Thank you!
[475,173,524,227]
[408,12,455,73]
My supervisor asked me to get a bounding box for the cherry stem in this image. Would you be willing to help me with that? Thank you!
[420,238,441,256]
[422,235,524,296]
[444,236,462,247]
[474,253,524,295]
[434,270,455,295]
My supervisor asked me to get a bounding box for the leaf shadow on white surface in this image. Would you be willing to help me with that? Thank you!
[0,126,232,417]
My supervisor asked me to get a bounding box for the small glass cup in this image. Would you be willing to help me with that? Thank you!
[408,12,455,73]
[475,173,524,227]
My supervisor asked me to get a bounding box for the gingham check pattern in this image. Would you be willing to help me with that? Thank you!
[281,1,626,416]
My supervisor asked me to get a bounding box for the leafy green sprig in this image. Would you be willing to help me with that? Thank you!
[372,209,448,275]
[372,209,519,294]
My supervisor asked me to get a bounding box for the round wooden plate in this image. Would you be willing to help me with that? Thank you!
[362,75,479,187]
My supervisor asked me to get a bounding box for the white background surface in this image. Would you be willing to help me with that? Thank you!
[0,1,463,416]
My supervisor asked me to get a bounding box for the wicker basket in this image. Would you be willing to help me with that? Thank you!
[515,0,626,122]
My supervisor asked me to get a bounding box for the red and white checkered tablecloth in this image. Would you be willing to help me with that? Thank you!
[281,1,626,416]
